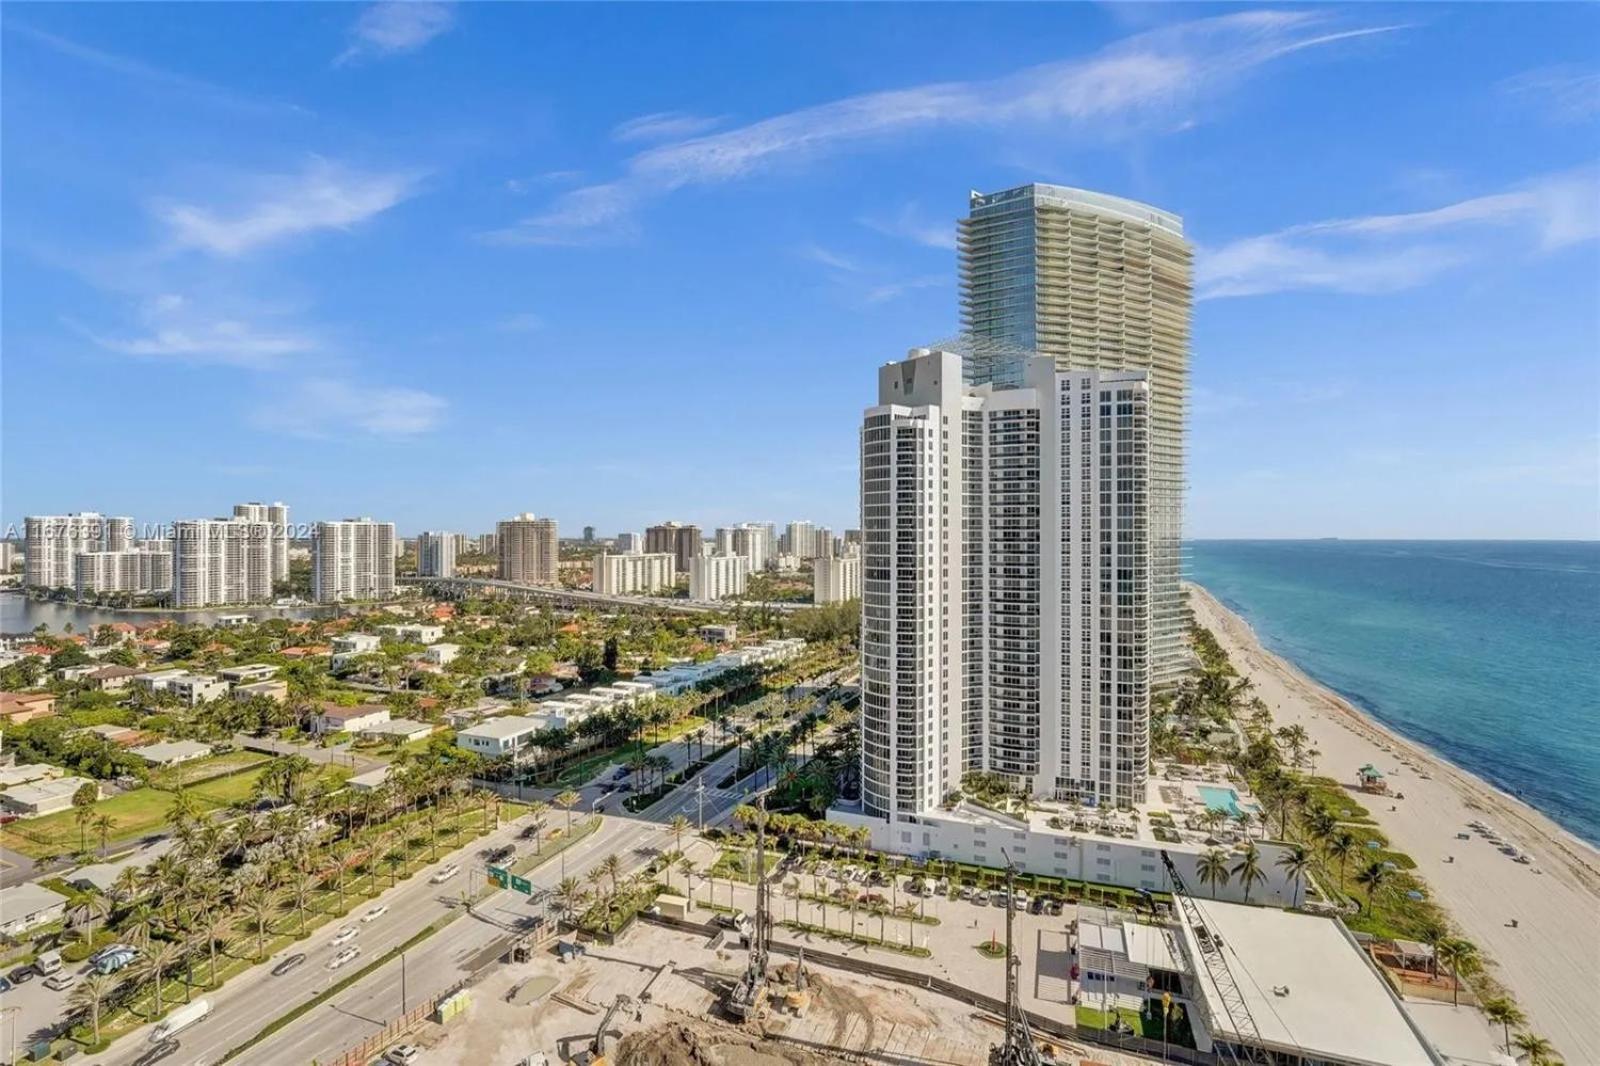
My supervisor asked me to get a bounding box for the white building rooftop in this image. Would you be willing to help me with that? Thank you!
[1177,901,1440,1066]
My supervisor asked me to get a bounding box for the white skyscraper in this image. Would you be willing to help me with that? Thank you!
[856,347,1150,825]
[24,513,132,589]
[312,519,396,603]
[784,521,817,559]
[715,524,771,572]
[689,553,748,601]
[233,502,290,584]
[171,518,274,607]
[614,532,643,554]
[74,545,173,599]
[417,531,458,578]
[592,552,675,595]
[812,552,862,604]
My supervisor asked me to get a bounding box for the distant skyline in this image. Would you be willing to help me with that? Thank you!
[3,4,1596,539]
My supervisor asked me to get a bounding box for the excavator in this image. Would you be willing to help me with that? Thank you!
[568,993,631,1066]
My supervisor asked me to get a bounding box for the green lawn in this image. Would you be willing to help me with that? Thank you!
[150,751,270,789]
[187,763,351,809]
[2,788,177,858]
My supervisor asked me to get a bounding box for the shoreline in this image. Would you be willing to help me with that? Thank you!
[1190,583,1600,1063]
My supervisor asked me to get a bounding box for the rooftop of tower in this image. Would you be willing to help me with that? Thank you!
[967,182,1183,237]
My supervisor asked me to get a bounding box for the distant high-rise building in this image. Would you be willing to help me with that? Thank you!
[812,553,861,604]
[311,518,396,603]
[233,502,290,585]
[593,552,675,596]
[856,347,1151,821]
[497,514,558,584]
[476,532,498,556]
[644,522,702,572]
[614,532,643,555]
[582,525,596,543]
[961,183,1189,686]
[814,526,836,560]
[715,524,771,571]
[783,521,817,559]
[172,518,274,607]
[74,545,172,599]
[417,531,458,578]
[24,513,132,589]
[689,553,748,601]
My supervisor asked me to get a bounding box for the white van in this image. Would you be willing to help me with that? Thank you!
[34,950,62,976]
[149,999,212,1044]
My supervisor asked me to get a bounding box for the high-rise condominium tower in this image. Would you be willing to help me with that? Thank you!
[859,348,1150,818]
[23,513,132,589]
[644,523,702,572]
[233,502,290,584]
[497,514,558,584]
[172,517,274,607]
[311,519,396,603]
[416,531,458,578]
[960,184,1189,686]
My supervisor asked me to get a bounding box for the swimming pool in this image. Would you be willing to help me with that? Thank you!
[1198,785,1247,817]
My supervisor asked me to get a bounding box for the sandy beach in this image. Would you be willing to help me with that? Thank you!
[1190,585,1600,1065]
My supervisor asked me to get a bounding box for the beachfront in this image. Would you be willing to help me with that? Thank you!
[1190,585,1600,1065]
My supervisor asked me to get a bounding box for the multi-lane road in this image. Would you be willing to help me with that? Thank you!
[60,675,850,1066]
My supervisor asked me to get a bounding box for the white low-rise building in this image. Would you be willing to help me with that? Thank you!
[358,718,434,743]
[420,643,460,665]
[378,623,445,644]
[131,740,214,767]
[455,715,547,757]
[134,670,229,705]
[0,882,69,937]
[235,679,289,701]
[219,664,278,683]
[310,703,390,735]
[0,775,98,817]
[331,633,383,671]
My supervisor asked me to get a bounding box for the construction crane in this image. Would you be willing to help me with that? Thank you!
[1159,851,1269,1065]
[724,794,771,1020]
[988,853,1042,1066]
[571,993,631,1066]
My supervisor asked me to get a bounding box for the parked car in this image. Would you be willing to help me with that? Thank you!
[89,943,135,966]
[0,976,11,994]
[431,863,461,884]
[1028,898,1045,915]
[972,890,989,906]
[519,824,542,839]
[957,885,974,901]
[7,967,33,985]
[385,1045,421,1064]
[95,949,138,975]
[44,971,77,992]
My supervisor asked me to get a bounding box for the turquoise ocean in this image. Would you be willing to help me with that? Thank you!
[1188,540,1600,848]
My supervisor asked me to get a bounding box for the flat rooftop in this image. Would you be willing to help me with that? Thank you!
[458,714,544,740]
[1177,901,1439,1066]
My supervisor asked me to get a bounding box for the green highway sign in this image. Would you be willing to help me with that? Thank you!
[510,875,533,895]
[488,865,509,888]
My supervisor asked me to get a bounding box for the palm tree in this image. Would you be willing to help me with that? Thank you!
[243,887,284,960]
[1326,831,1357,895]
[527,801,550,853]
[1232,844,1266,904]
[1511,1032,1559,1066]
[669,814,691,856]
[552,876,584,928]
[93,813,117,856]
[289,869,317,933]
[555,790,581,835]
[70,973,118,1043]
[1436,937,1480,1007]
[600,854,623,901]
[678,858,698,909]
[1354,860,1390,913]
[199,911,236,987]
[133,939,181,1018]
[1196,849,1231,899]
[1483,999,1525,1053]
[1276,846,1312,907]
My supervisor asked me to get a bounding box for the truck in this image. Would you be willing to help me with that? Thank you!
[149,999,212,1044]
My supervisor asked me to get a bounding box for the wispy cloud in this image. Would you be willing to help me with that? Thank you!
[796,243,862,273]
[506,171,583,194]
[612,111,725,144]
[156,160,421,257]
[1498,65,1600,124]
[863,275,947,304]
[337,2,455,65]
[70,294,316,369]
[254,378,447,438]
[496,312,545,333]
[1196,167,1600,299]
[4,22,307,116]
[860,203,958,250]
[488,11,1403,245]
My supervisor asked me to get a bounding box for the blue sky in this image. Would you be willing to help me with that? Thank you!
[3,3,1596,540]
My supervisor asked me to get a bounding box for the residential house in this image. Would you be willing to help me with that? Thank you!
[0,691,57,724]
[310,702,390,735]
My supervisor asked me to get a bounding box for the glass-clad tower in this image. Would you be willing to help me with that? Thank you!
[959,184,1191,686]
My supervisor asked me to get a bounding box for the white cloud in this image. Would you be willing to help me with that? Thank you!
[1499,65,1600,124]
[505,171,583,194]
[860,203,958,250]
[863,275,947,304]
[797,243,862,273]
[1196,168,1600,299]
[73,294,317,369]
[497,312,545,333]
[254,378,447,438]
[337,2,455,65]
[488,11,1404,245]
[612,111,724,143]
[157,160,420,257]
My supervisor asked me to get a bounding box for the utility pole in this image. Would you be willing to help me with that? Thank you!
[696,776,706,831]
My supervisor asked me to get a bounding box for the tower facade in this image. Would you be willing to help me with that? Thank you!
[497,514,559,584]
[859,348,1151,819]
[961,184,1189,686]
